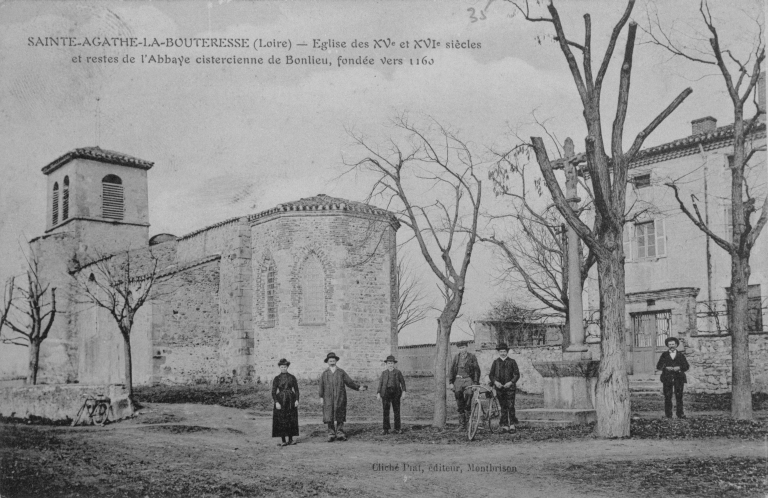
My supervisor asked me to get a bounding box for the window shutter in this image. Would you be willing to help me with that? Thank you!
[655,218,666,257]
[102,183,124,220]
[52,186,59,225]
[623,225,632,262]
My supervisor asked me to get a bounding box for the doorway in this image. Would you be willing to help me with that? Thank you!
[630,311,671,375]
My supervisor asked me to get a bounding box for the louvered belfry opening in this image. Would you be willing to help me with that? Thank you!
[62,176,70,220]
[52,182,59,225]
[102,174,124,220]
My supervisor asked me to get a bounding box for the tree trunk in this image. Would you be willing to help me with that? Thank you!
[594,243,631,438]
[729,254,752,419]
[433,297,462,429]
[27,341,41,385]
[433,318,450,429]
[122,332,134,399]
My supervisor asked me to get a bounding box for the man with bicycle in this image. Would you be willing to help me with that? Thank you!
[489,342,520,433]
[448,341,481,430]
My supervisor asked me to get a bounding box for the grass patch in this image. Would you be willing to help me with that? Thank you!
[557,457,768,498]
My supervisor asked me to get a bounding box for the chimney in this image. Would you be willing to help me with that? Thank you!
[691,116,717,135]
[759,71,765,123]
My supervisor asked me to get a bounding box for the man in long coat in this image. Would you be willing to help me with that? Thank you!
[656,337,690,419]
[319,352,367,442]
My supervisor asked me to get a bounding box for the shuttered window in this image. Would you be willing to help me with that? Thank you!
[301,254,325,325]
[62,176,70,221]
[102,175,124,220]
[52,183,59,225]
[632,219,666,260]
[263,261,276,327]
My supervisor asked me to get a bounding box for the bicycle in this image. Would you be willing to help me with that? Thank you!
[72,394,112,426]
[465,384,501,441]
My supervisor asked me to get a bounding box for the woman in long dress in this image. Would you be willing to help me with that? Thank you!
[272,358,300,446]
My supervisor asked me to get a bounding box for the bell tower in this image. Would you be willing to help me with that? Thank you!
[30,147,154,383]
[42,146,153,254]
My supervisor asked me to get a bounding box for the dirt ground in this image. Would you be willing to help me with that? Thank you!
[2,402,766,498]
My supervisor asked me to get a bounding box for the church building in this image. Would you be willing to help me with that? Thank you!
[30,147,399,385]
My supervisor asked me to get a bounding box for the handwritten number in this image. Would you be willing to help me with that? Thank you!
[467,8,477,23]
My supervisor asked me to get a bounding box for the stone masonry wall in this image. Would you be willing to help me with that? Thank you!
[0,384,131,422]
[397,342,567,394]
[685,333,768,393]
[251,212,396,382]
[149,259,223,384]
[175,217,245,263]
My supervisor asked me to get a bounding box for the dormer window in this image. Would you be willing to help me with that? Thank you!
[52,182,59,225]
[102,174,124,220]
[62,176,70,220]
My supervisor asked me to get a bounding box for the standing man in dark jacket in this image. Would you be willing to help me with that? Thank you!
[656,337,690,419]
[448,341,480,430]
[376,355,407,435]
[489,343,520,432]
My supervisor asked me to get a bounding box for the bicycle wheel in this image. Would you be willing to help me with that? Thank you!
[93,403,108,425]
[467,400,481,441]
[487,397,501,433]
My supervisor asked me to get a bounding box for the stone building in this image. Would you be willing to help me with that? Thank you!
[584,106,768,392]
[29,147,399,386]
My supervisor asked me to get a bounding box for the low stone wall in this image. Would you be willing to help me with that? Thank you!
[685,333,768,393]
[476,346,565,394]
[0,384,133,422]
[397,342,479,377]
[397,342,603,394]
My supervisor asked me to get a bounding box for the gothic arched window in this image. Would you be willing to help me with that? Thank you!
[102,174,124,220]
[301,254,325,325]
[62,176,70,221]
[52,182,59,225]
[263,260,277,327]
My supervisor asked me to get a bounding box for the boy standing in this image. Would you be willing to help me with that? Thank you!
[489,343,520,432]
[377,355,407,435]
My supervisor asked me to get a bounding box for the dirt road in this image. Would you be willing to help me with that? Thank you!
[2,402,765,497]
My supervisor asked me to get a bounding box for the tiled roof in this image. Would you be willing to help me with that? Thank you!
[553,122,766,170]
[248,194,400,228]
[42,146,154,175]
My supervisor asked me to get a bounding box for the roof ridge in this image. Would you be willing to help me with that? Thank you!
[42,147,154,175]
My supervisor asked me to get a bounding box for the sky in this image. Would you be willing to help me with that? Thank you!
[0,0,763,374]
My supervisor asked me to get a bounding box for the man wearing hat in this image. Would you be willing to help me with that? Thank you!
[489,343,520,432]
[319,352,368,442]
[656,337,690,419]
[377,355,407,435]
[448,341,481,430]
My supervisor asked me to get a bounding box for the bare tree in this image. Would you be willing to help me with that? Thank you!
[396,258,429,335]
[510,0,692,437]
[485,151,596,324]
[0,249,57,385]
[645,0,766,419]
[346,114,483,428]
[72,250,161,400]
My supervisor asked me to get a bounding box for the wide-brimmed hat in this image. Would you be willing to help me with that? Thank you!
[665,337,680,347]
[383,355,397,363]
[496,343,510,351]
[456,340,470,347]
[324,352,340,363]
[277,358,291,367]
